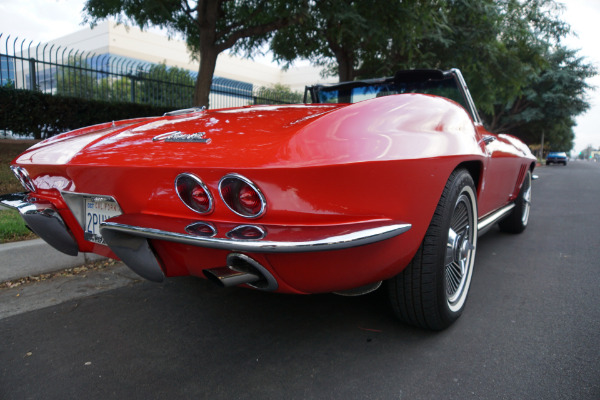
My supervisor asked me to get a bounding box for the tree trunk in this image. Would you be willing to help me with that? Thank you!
[335,50,355,103]
[190,0,304,107]
[337,53,354,82]
[193,47,218,108]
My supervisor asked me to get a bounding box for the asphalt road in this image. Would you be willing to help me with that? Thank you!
[1,161,599,400]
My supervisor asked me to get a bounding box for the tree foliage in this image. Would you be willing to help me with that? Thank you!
[83,0,308,108]
[271,0,595,151]
[137,63,195,107]
[271,0,445,82]
[253,83,302,104]
[56,59,195,108]
[493,47,595,151]
[80,0,595,151]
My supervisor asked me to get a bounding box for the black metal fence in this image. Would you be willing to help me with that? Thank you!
[0,33,302,110]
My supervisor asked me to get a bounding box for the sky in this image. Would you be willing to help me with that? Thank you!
[1,0,599,154]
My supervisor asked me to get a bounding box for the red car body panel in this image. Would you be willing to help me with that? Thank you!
[6,88,535,294]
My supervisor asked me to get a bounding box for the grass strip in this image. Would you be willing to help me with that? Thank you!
[1,139,40,242]
[0,209,37,243]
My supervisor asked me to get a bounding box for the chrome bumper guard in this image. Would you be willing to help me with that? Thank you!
[99,213,411,282]
[0,192,79,256]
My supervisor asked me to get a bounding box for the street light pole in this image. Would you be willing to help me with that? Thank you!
[540,130,544,160]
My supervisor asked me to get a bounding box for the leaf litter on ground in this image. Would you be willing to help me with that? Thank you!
[0,259,120,289]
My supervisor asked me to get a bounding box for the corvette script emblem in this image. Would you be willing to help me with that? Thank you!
[153,131,211,143]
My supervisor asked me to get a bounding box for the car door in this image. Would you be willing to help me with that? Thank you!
[476,125,525,217]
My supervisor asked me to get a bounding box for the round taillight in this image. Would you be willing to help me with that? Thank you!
[238,185,261,213]
[175,173,214,214]
[191,186,209,206]
[219,174,266,218]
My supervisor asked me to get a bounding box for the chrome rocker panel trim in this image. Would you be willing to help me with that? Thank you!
[477,203,516,237]
[0,192,79,256]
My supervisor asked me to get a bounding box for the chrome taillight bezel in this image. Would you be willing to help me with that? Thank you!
[185,221,217,237]
[226,225,266,240]
[218,173,267,218]
[10,166,36,192]
[175,173,214,215]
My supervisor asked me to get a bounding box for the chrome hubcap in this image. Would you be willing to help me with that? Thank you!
[445,191,476,312]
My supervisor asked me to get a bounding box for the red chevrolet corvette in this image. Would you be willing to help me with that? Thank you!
[2,69,535,330]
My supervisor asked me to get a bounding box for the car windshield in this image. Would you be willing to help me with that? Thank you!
[308,71,468,110]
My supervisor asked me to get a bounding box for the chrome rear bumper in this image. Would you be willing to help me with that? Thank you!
[0,192,79,256]
[100,213,411,253]
[98,214,411,283]
[1,192,411,284]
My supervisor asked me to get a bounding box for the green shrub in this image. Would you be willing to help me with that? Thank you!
[0,88,174,139]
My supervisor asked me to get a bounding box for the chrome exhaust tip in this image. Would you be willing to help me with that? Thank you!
[203,253,278,291]
[203,266,261,287]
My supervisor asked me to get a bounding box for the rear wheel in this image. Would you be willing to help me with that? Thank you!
[498,170,531,234]
[387,169,477,330]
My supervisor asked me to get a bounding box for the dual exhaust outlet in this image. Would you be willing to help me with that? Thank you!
[203,253,278,291]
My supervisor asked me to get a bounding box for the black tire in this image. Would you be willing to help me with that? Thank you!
[498,170,532,234]
[387,169,477,330]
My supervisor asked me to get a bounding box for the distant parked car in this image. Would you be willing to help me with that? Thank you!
[546,152,568,165]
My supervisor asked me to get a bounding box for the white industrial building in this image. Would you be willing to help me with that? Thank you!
[46,21,334,93]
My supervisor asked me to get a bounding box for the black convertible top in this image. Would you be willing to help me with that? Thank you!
[304,68,481,124]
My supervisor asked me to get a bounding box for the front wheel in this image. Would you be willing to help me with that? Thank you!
[387,169,477,330]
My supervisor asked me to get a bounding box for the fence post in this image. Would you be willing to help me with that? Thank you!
[28,58,36,90]
[130,74,136,102]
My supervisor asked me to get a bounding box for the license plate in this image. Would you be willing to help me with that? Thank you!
[84,197,122,244]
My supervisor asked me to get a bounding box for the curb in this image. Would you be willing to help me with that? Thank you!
[0,238,106,282]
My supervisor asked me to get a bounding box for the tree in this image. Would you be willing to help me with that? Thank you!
[253,83,302,104]
[56,57,103,100]
[490,46,595,150]
[445,0,595,149]
[382,0,569,118]
[137,63,195,108]
[271,0,444,82]
[55,56,197,107]
[367,0,595,150]
[56,56,137,102]
[272,0,595,151]
[83,0,308,108]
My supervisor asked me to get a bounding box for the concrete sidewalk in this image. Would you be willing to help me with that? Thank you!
[0,238,105,282]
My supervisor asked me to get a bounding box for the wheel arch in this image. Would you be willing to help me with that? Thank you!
[455,160,483,194]
[529,161,537,172]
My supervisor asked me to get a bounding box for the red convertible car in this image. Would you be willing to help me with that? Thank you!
[1,69,535,330]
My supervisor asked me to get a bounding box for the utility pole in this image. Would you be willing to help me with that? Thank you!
[540,131,544,160]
